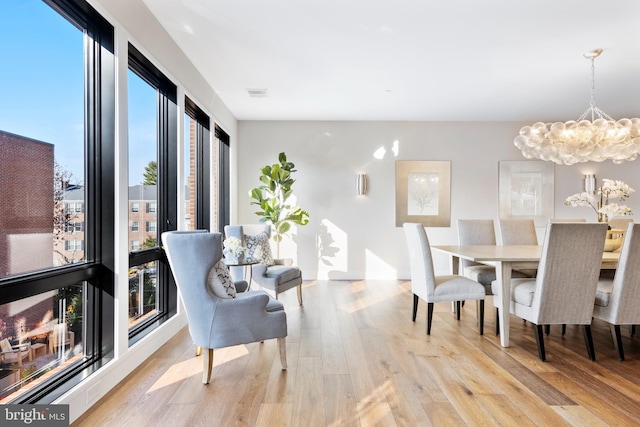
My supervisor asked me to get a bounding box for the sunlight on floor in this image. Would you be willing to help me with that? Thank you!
[147,345,250,393]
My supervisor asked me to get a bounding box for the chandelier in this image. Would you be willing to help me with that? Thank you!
[514,49,640,165]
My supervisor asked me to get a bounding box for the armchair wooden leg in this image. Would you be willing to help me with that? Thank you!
[195,345,202,357]
[426,303,434,335]
[202,348,214,384]
[611,324,624,361]
[534,324,546,361]
[478,300,485,335]
[278,337,287,371]
[583,325,596,361]
[412,294,418,322]
[297,284,303,306]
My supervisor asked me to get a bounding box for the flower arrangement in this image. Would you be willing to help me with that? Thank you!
[565,179,634,223]
[223,236,246,261]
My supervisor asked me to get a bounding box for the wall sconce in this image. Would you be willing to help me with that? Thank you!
[356,173,368,196]
[584,174,596,195]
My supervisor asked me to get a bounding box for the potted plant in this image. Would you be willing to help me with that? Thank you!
[249,152,309,257]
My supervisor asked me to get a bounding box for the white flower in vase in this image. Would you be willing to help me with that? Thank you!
[565,179,634,223]
[223,236,246,262]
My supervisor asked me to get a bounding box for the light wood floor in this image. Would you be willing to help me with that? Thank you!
[73,280,640,426]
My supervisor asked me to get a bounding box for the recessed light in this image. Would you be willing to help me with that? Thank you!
[247,88,268,98]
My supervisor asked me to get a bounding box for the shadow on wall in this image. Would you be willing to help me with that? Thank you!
[317,222,340,268]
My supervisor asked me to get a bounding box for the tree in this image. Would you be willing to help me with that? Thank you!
[250,152,309,256]
[143,160,157,185]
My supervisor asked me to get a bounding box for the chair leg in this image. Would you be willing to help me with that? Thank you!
[412,294,418,322]
[427,303,434,335]
[583,325,596,361]
[534,324,546,361]
[195,345,202,357]
[561,324,566,336]
[544,325,550,335]
[297,284,303,306]
[202,348,214,384]
[277,337,287,370]
[478,300,485,335]
[495,308,500,336]
[630,325,636,337]
[611,324,625,361]
[456,301,461,321]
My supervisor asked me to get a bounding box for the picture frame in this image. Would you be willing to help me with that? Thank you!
[395,160,451,227]
[498,160,554,226]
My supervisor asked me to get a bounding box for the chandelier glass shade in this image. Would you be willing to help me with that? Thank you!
[514,50,640,165]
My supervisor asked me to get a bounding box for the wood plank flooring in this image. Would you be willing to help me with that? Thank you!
[72,280,640,426]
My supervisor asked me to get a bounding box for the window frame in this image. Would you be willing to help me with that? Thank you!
[0,0,115,403]
[127,43,177,342]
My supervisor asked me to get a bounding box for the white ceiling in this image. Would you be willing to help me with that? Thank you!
[141,0,640,122]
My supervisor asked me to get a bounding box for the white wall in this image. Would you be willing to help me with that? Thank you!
[237,121,640,279]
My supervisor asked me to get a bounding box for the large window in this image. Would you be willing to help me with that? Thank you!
[127,44,177,338]
[0,0,114,403]
[184,96,211,231]
[214,125,231,232]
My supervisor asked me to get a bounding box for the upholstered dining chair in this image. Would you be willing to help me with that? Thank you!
[162,230,288,384]
[491,222,608,361]
[499,218,538,246]
[457,219,498,293]
[225,224,303,305]
[593,222,640,361]
[404,223,486,335]
[459,219,527,333]
[499,218,538,278]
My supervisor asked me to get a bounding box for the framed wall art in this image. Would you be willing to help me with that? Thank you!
[498,160,554,226]
[395,160,451,227]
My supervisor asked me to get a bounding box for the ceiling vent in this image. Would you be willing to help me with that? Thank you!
[247,88,268,98]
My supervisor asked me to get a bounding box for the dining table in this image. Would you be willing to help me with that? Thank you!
[431,244,620,348]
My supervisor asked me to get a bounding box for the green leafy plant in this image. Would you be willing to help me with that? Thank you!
[250,152,309,256]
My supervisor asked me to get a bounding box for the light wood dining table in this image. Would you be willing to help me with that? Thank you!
[431,245,620,348]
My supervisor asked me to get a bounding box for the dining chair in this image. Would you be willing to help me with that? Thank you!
[457,220,497,293]
[593,222,640,361]
[458,219,527,334]
[162,230,288,384]
[499,218,538,278]
[491,222,608,361]
[549,219,587,223]
[499,218,538,245]
[404,223,486,335]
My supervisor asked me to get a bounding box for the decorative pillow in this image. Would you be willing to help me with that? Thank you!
[244,232,275,266]
[0,338,12,353]
[206,261,237,299]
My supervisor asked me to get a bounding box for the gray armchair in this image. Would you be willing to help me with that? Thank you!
[161,230,287,384]
[224,224,303,305]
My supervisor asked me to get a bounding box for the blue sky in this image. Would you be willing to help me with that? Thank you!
[1,0,157,186]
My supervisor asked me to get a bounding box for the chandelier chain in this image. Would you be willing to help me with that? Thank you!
[590,56,596,121]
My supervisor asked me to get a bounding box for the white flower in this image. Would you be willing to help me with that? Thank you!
[223,237,245,257]
[566,178,634,222]
[599,203,632,218]
[565,192,595,209]
[599,179,635,201]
